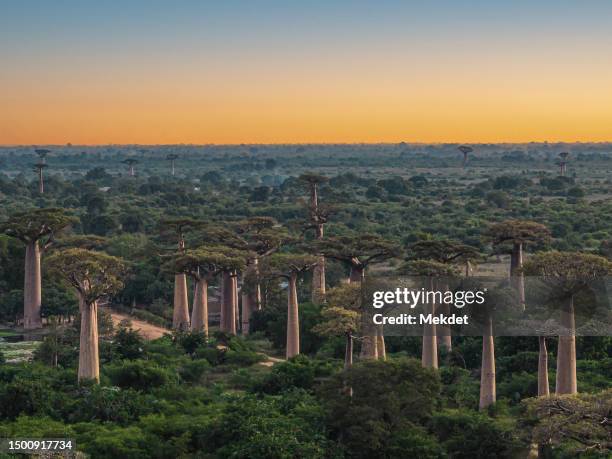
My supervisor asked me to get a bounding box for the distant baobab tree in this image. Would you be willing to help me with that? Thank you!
[458,145,473,168]
[298,173,331,303]
[122,158,139,177]
[34,149,50,194]
[166,154,179,176]
[557,152,570,176]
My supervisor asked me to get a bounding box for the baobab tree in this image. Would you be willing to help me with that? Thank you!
[318,234,398,359]
[487,220,551,309]
[557,152,570,177]
[458,145,473,168]
[213,217,289,333]
[46,248,125,382]
[260,253,318,358]
[159,218,203,330]
[166,153,179,176]
[1,208,76,329]
[164,247,245,337]
[298,173,331,302]
[406,239,481,351]
[313,284,361,369]
[399,260,458,369]
[34,148,50,194]
[122,158,138,177]
[523,252,612,395]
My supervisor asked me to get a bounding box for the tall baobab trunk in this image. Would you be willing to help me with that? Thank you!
[220,272,237,334]
[286,272,300,358]
[78,297,100,383]
[312,224,326,303]
[23,241,42,329]
[510,243,525,309]
[129,165,134,176]
[348,265,364,284]
[345,333,353,369]
[350,265,378,360]
[191,278,208,337]
[233,273,239,333]
[479,315,496,410]
[38,168,44,194]
[437,281,452,351]
[172,273,190,330]
[462,152,469,168]
[241,290,252,335]
[538,336,550,396]
[171,160,175,176]
[556,297,577,394]
[422,278,438,369]
[376,326,386,361]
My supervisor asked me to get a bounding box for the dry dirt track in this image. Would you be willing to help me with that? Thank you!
[102,308,169,340]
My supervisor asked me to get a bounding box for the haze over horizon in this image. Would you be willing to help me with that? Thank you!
[2,1,612,145]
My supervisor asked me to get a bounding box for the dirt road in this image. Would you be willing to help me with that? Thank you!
[103,308,169,340]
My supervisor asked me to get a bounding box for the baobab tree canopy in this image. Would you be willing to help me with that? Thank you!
[523,251,612,293]
[46,248,126,304]
[317,234,398,268]
[487,220,551,249]
[261,253,319,278]
[407,239,481,265]
[1,208,76,244]
[398,259,459,277]
[164,246,247,277]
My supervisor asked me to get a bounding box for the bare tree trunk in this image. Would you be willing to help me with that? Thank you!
[556,296,577,395]
[171,160,175,176]
[23,241,42,330]
[312,224,326,303]
[286,272,300,358]
[376,326,386,361]
[510,243,525,309]
[172,273,190,330]
[241,290,251,335]
[233,273,239,333]
[345,333,353,369]
[437,281,452,351]
[191,278,208,337]
[221,272,237,334]
[422,278,438,369]
[348,265,364,284]
[38,169,44,194]
[479,315,496,410]
[78,296,99,383]
[538,336,550,396]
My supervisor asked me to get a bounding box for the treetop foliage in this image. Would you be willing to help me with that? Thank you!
[45,248,126,304]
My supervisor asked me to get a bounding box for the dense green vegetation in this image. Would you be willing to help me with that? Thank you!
[0,143,610,458]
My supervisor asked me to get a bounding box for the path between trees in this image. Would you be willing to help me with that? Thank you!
[104,307,284,366]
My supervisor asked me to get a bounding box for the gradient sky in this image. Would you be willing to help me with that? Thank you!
[2,0,612,144]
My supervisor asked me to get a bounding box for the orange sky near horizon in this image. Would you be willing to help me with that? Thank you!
[2,2,612,145]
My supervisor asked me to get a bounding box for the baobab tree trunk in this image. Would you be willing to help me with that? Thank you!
[312,224,326,303]
[241,290,252,335]
[345,333,353,369]
[129,166,134,176]
[23,241,42,329]
[437,281,452,351]
[78,297,100,383]
[348,265,364,284]
[538,336,550,396]
[233,274,239,333]
[191,278,208,337]
[556,297,577,395]
[38,169,44,194]
[479,315,496,410]
[172,273,190,330]
[171,160,175,176]
[422,278,438,369]
[510,243,525,309]
[376,327,386,361]
[220,272,237,334]
[286,272,300,358]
